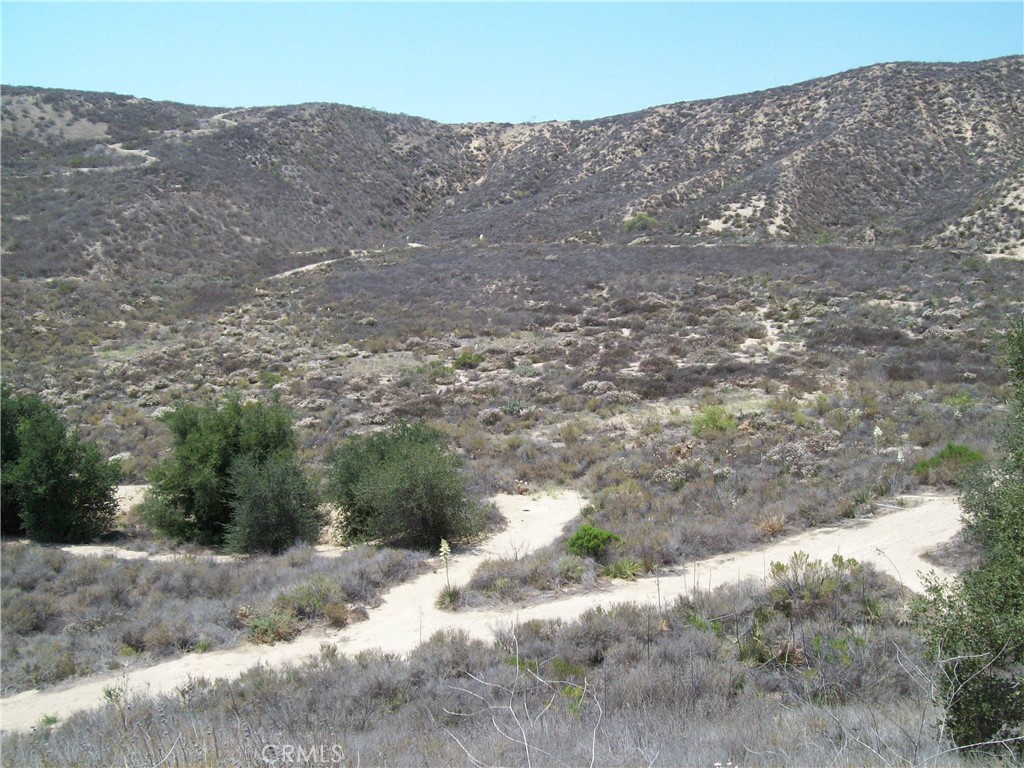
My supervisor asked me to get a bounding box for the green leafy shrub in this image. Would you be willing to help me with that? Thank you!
[418,360,456,384]
[942,392,977,413]
[145,396,301,546]
[2,386,50,536]
[452,351,483,370]
[692,405,737,437]
[913,442,985,486]
[328,421,481,548]
[567,524,621,561]
[224,453,322,555]
[916,318,1024,754]
[1,385,120,543]
[623,212,658,233]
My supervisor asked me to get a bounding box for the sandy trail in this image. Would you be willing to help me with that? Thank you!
[267,259,338,280]
[60,486,351,562]
[1,491,959,733]
[1,491,583,732]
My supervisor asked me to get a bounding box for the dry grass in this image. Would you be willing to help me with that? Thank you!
[0,542,425,694]
[2,561,984,767]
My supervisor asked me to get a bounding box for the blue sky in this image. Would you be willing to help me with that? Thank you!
[2,2,1021,123]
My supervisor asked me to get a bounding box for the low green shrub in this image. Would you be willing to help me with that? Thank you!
[567,524,621,561]
[603,557,644,580]
[913,443,984,486]
[692,405,737,437]
[942,392,977,413]
[418,360,457,384]
[452,351,483,370]
[623,212,658,233]
[242,610,300,645]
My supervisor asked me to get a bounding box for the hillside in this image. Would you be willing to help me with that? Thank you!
[419,57,1024,251]
[3,57,1024,765]
[2,57,1022,291]
[2,57,1023,473]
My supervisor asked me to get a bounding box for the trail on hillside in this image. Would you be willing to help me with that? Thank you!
[266,259,339,280]
[0,491,960,734]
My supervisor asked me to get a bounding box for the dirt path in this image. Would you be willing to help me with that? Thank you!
[0,491,959,734]
[60,486,348,562]
[267,259,338,280]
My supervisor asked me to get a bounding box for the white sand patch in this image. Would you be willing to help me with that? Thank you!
[765,201,791,236]
[702,195,766,232]
[985,248,1024,261]
[56,545,152,561]
[56,544,236,564]
[0,491,961,733]
[115,485,149,512]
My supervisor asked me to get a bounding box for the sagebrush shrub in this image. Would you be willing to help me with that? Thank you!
[913,442,985,486]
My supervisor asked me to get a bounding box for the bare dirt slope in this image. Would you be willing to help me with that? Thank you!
[0,491,959,734]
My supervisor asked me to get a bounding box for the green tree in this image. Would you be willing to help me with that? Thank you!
[917,317,1024,754]
[224,452,322,555]
[1,385,120,542]
[328,421,480,548]
[146,396,299,545]
[2,385,48,535]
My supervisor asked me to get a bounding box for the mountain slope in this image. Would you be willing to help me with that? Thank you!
[2,56,1022,290]
[1,90,490,284]
[424,57,1024,248]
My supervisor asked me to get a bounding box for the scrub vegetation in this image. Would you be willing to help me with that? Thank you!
[3,57,1024,765]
